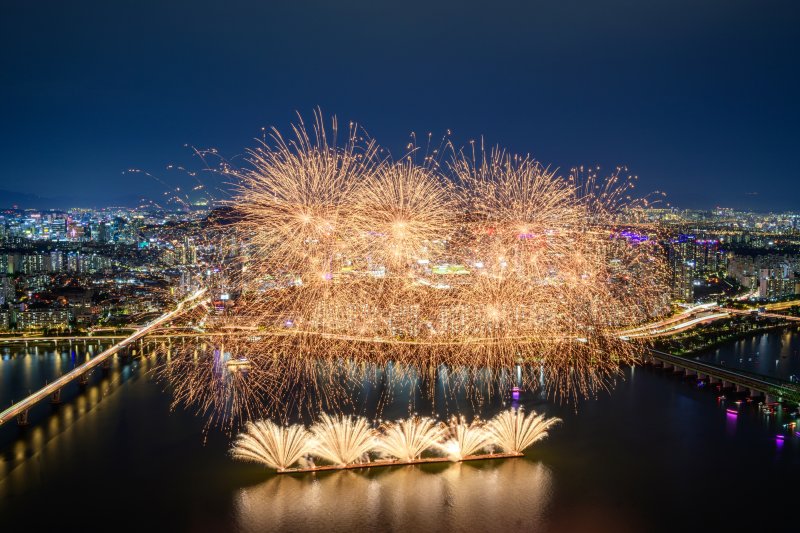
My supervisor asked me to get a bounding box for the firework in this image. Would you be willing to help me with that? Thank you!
[485,409,561,454]
[231,420,312,471]
[350,157,455,271]
[158,112,670,428]
[373,416,446,461]
[439,416,491,461]
[232,111,379,281]
[231,412,560,472]
[309,413,377,466]
[154,345,281,432]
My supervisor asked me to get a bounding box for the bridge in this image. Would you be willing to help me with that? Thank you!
[0,289,209,427]
[645,349,800,406]
[0,331,216,345]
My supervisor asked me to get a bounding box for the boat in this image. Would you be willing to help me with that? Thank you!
[226,357,251,371]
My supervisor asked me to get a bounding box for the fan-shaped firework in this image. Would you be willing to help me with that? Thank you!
[157,112,670,428]
[440,417,491,461]
[231,412,560,472]
[486,409,561,454]
[309,413,377,466]
[373,416,446,461]
[231,420,312,471]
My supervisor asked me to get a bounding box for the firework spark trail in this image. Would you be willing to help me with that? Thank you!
[158,112,670,428]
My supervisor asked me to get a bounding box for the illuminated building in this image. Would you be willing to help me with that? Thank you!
[758,267,797,300]
[15,309,72,330]
[667,235,696,302]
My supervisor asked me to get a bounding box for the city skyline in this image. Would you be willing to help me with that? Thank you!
[2,0,800,211]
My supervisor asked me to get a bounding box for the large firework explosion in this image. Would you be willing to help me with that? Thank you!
[157,112,669,429]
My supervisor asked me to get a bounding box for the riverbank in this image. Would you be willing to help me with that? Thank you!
[654,315,799,356]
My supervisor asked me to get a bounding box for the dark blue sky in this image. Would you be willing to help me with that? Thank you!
[1,0,798,210]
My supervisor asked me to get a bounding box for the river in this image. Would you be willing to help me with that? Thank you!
[0,335,798,532]
[696,326,800,381]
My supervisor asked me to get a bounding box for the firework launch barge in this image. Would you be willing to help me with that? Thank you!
[276,451,525,474]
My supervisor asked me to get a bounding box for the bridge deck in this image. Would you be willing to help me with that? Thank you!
[648,349,800,403]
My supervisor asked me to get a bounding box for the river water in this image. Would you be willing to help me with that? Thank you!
[695,326,800,381]
[0,336,798,532]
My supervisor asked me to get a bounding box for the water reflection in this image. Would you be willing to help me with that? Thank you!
[0,343,160,495]
[701,328,800,380]
[235,459,553,532]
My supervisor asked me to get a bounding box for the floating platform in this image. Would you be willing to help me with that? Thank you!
[277,452,525,474]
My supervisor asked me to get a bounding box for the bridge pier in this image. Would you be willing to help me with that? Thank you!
[684,368,697,378]
[748,389,762,400]
[16,409,29,426]
[50,388,62,404]
[79,373,89,386]
[765,394,776,404]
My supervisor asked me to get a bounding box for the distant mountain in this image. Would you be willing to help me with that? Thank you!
[0,189,55,209]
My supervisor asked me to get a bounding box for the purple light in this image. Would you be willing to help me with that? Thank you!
[726,408,738,415]
[613,230,649,244]
[511,386,520,400]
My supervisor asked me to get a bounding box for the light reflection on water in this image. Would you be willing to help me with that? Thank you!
[1,338,799,532]
[235,459,553,533]
[699,328,800,380]
[0,345,159,493]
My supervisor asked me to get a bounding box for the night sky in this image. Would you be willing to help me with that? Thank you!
[1,0,798,210]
